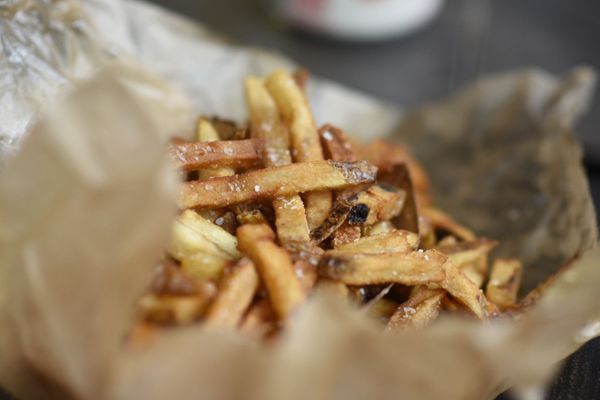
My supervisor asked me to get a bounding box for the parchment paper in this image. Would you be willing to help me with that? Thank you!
[0,1,598,400]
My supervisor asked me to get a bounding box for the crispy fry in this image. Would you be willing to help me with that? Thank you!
[203,116,239,140]
[486,258,522,311]
[310,190,359,244]
[383,164,420,234]
[418,214,437,249]
[422,207,476,241]
[239,299,278,340]
[139,290,215,325]
[195,118,236,179]
[237,224,304,319]
[265,69,332,230]
[386,287,444,331]
[354,185,406,225]
[245,77,311,243]
[331,224,361,248]
[168,138,263,172]
[318,250,446,286]
[204,258,259,329]
[169,210,240,261]
[235,206,269,225]
[179,160,377,209]
[436,238,497,271]
[319,123,357,162]
[435,262,497,319]
[331,230,418,255]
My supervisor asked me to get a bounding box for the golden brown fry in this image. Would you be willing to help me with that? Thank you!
[169,210,240,260]
[239,299,277,340]
[486,258,522,311]
[422,207,476,241]
[195,119,235,179]
[435,262,497,319]
[265,69,332,230]
[386,287,444,331]
[418,214,437,249]
[319,123,357,162]
[245,77,311,243]
[310,190,359,244]
[331,230,419,255]
[318,250,446,286]
[315,278,349,302]
[436,238,497,271]
[204,258,259,330]
[237,224,304,319]
[139,290,216,326]
[179,160,377,209]
[383,164,420,233]
[331,224,361,248]
[168,138,264,172]
[354,185,406,225]
[235,207,269,226]
[437,235,459,247]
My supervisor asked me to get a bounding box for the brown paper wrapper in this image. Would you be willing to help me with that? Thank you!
[1,1,599,400]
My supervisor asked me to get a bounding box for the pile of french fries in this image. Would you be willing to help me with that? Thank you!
[132,69,526,344]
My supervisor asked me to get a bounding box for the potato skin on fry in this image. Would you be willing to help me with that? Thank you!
[179,160,377,209]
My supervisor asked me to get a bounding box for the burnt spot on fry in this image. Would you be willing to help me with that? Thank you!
[347,203,370,225]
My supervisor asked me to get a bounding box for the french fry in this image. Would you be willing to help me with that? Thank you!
[422,207,476,241]
[168,138,264,172]
[331,230,419,255]
[436,238,497,271]
[383,164,420,234]
[354,185,406,225]
[180,253,230,281]
[331,224,361,248]
[169,210,240,261]
[357,139,430,205]
[237,224,304,319]
[486,258,522,310]
[293,68,309,92]
[150,259,200,296]
[386,287,445,331]
[315,278,349,302]
[310,190,359,244]
[239,299,278,340]
[138,291,216,325]
[419,214,437,249]
[319,123,357,162]
[294,260,318,293]
[195,118,236,179]
[235,206,269,226]
[245,77,311,243]
[204,258,260,329]
[265,69,332,230]
[179,160,377,209]
[363,220,395,236]
[435,262,497,319]
[318,250,446,286]
[203,116,239,140]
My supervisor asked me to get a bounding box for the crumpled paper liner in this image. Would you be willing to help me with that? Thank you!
[0,1,599,399]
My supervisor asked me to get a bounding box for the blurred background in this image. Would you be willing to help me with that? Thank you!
[144,1,600,399]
